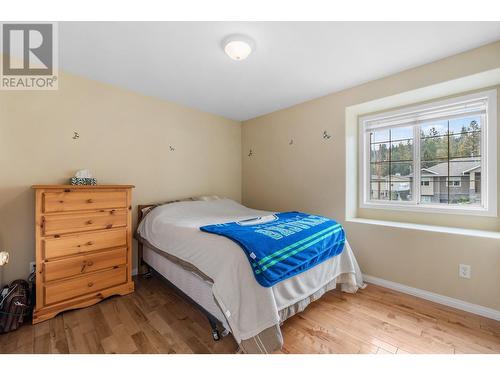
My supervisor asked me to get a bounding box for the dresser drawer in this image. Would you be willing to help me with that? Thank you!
[43,209,127,236]
[44,266,127,305]
[43,228,127,259]
[43,190,127,213]
[44,248,127,282]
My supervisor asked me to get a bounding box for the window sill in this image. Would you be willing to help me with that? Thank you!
[360,201,497,217]
[346,217,500,240]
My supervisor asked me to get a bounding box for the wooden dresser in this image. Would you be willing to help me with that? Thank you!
[32,185,135,323]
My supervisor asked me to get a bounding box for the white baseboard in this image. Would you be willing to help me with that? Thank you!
[132,268,138,276]
[363,274,500,322]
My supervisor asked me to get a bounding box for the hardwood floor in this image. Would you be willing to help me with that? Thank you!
[1,274,499,354]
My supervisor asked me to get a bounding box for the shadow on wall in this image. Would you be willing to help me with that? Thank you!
[0,186,35,285]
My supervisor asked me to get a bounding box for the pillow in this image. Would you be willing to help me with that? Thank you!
[195,195,221,201]
[140,197,196,217]
[140,195,221,220]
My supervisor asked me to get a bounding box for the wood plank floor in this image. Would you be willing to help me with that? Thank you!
[1,274,499,354]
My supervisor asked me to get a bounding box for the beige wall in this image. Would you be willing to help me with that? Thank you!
[0,72,241,284]
[242,41,500,310]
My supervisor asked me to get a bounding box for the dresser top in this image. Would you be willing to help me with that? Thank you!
[32,184,135,189]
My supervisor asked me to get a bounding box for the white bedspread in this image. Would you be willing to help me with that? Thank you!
[137,199,363,342]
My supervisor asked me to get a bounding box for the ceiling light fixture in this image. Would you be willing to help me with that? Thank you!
[222,34,254,61]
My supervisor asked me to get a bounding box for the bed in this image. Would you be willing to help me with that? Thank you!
[135,197,364,353]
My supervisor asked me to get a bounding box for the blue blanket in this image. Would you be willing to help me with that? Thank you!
[200,212,345,287]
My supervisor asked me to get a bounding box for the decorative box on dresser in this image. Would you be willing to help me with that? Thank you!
[32,185,135,324]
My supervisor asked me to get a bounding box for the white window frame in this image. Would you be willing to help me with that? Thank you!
[446,177,462,188]
[358,89,497,217]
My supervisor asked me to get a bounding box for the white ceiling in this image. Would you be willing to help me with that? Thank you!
[59,22,500,121]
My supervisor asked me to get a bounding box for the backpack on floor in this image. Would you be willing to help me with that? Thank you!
[0,278,32,334]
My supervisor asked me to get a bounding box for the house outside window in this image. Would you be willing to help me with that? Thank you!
[359,90,497,216]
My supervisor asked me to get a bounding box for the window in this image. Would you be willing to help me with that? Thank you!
[359,90,497,216]
[446,177,462,188]
[420,195,432,203]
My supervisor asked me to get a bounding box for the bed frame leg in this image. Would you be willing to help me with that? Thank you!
[143,264,152,279]
[207,315,221,341]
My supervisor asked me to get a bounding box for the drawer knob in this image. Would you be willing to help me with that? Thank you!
[86,241,94,246]
[88,282,94,288]
[106,224,113,229]
[87,199,94,204]
[86,220,93,225]
[87,260,94,267]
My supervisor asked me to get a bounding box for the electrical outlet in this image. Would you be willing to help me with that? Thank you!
[459,264,471,279]
[29,261,36,274]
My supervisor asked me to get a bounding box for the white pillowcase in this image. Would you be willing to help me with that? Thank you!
[140,195,222,217]
[195,195,221,201]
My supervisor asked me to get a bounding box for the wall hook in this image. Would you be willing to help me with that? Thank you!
[72,131,80,140]
[289,139,294,145]
[169,145,175,151]
[323,130,332,140]
[248,149,253,157]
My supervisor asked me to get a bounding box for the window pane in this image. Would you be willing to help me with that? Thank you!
[370,162,390,201]
[390,179,412,201]
[420,176,435,203]
[371,142,390,162]
[448,176,470,204]
[370,182,390,201]
[421,135,448,161]
[450,132,480,159]
[448,116,481,135]
[390,161,413,177]
[449,158,480,176]
[370,162,390,179]
[448,159,481,205]
[419,160,449,203]
[390,127,413,141]
[422,176,449,204]
[370,129,390,143]
[391,139,413,161]
[369,126,414,203]
[419,158,482,206]
[421,159,446,172]
[421,120,448,138]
